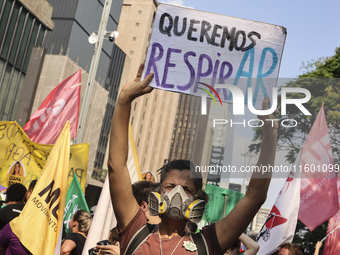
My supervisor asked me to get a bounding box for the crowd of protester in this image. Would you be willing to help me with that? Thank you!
[0,65,325,255]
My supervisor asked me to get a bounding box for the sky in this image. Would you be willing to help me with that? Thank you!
[158,0,340,208]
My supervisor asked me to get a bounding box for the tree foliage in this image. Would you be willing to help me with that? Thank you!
[249,47,340,163]
[293,220,327,254]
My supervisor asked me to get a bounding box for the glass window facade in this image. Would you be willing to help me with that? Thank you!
[0,0,47,120]
[93,45,126,171]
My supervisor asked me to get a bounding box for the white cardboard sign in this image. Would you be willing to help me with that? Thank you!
[142,4,286,108]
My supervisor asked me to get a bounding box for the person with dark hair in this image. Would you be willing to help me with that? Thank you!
[108,64,278,254]
[61,210,92,255]
[0,179,37,255]
[132,181,153,206]
[291,244,303,255]
[278,242,303,255]
[132,181,161,225]
[93,181,162,255]
[0,183,27,230]
[225,239,241,255]
[93,227,120,255]
[24,179,37,203]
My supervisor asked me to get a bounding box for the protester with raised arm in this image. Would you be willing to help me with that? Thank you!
[108,64,278,254]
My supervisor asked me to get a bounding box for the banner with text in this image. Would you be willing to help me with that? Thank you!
[142,4,286,108]
[0,121,88,191]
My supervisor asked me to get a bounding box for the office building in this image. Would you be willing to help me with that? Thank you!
[0,0,54,121]
[115,0,180,173]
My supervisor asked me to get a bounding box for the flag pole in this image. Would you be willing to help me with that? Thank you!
[76,0,113,144]
[320,225,340,243]
[305,229,310,254]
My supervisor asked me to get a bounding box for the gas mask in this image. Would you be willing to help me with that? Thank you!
[148,185,205,223]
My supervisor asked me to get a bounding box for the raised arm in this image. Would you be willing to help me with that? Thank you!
[107,64,154,230]
[239,233,260,255]
[215,97,278,251]
[313,241,322,255]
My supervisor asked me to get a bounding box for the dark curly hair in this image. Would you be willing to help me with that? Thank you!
[6,183,27,202]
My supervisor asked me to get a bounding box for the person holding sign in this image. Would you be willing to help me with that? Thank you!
[108,64,278,254]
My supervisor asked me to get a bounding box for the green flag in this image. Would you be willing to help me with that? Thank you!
[63,175,90,234]
[203,184,244,224]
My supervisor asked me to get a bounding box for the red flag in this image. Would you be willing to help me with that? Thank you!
[323,179,340,255]
[298,103,338,231]
[23,70,81,144]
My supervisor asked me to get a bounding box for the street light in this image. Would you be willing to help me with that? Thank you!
[76,0,117,144]
[88,31,119,44]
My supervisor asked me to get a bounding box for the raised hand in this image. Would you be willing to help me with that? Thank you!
[119,63,154,103]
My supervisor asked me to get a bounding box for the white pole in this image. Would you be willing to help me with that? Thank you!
[320,225,340,243]
[77,0,113,144]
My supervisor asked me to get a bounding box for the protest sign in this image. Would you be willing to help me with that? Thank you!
[142,4,286,108]
[0,121,88,191]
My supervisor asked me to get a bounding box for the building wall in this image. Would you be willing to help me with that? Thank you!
[15,47,47,126]
[252,207,271,232]
[18,0,54,29]
[93,44,126,171]
[0,0,53,121]
[41,0,128,187]
[100,55,132,184]
[115,0,180,174]
[168,94,206,164]
[44,0,123,86]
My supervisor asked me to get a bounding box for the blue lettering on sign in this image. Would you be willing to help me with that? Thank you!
[144,42,278,105]
[254,47,278,106]
[231,47,277,105]
[231,48,255,104]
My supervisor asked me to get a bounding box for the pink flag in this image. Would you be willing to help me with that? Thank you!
[298,103,338,231]
[323,179,340,255]
[24,70,81,144]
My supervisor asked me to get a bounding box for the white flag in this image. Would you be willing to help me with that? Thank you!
[82,125,141,254]
[256,153,301,255]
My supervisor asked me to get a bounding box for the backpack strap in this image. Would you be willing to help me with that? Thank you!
[124,223,156,255]
[191,232,209,255]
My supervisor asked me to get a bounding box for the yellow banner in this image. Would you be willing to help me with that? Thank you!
[0,121,88,191]
[11,122,70,254]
